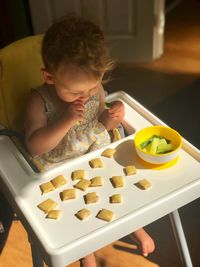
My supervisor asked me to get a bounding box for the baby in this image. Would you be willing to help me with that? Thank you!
[24,14,155,267]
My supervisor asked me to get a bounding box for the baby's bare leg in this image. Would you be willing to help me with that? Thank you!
[130,228,155,257]
[80,253,97,267]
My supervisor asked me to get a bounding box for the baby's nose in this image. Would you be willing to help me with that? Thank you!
[80,92,90,98]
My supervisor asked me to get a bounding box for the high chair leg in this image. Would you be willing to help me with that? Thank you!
[29,238,44,267]
[169,210,193,267]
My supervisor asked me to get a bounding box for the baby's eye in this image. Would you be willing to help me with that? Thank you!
[66,91,81,96]
[72,92,81,95]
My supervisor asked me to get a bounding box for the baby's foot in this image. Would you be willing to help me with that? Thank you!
[130,228,155,257]
[80,253,97,267]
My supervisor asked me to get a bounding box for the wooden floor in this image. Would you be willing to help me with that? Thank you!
[1,1,200,266]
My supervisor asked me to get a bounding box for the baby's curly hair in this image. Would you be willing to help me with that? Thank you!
[42,14,115,79]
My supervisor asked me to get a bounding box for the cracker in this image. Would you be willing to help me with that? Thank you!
[110,194,122,203]
[46,210,62,220]
[96,209,114,222]
[74,179,91,191]
[101,148,116,158]
[110,176,124,188]
[75,208,91,220]
[71,169,86,181]
[84,192,99,204]
[89,158,104,168]
[90,176,103,187]
[124,165,137,176]
[112,128,121,142]
[60,189,76,201]
[51,175,67,188]
[37,199,58,214]
[135,179,151,190]
[39,181,55,194]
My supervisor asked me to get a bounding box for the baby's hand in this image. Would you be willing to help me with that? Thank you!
[99,100,125,131]
[108,100,125,123]
[63,100,85,125]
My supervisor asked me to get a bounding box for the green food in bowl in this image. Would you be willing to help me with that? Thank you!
[140,135,175,154]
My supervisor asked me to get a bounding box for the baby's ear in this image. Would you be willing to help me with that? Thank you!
[41,68,54,84]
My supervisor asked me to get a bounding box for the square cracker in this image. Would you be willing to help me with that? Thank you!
[110,176,124,188]
[37,199,58,214]
[110,194,122,203]
[74,179,91,191]
[89,158,104,168]
[60,189,76,201]
[51,175,67,188]
[96,209,114,222]
[46,210,62,220]
[71,170,86,181]
[90,176,103,187]
[135,179,151,190]
[101,148,116,158]
[84,192,99,204]
[39,181,55,194]
[75,208,91,220]
[124,165,137,176]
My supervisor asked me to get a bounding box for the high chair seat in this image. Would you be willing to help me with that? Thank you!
[0,35,44,132]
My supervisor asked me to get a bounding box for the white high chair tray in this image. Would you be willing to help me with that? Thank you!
[0,91,200,267]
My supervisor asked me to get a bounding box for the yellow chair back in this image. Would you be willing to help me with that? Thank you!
[0,35,44,132]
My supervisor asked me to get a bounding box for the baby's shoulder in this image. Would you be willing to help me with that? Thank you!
[31,84,54,106]
[26,85,50,114]
[31,84,49,99]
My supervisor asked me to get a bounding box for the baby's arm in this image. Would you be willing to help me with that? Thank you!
[98,86,125,131]
[25,91,84,156]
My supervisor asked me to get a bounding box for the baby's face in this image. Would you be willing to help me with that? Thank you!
[51,65,103,103]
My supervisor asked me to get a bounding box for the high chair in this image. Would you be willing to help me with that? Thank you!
[0,36,198,267]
